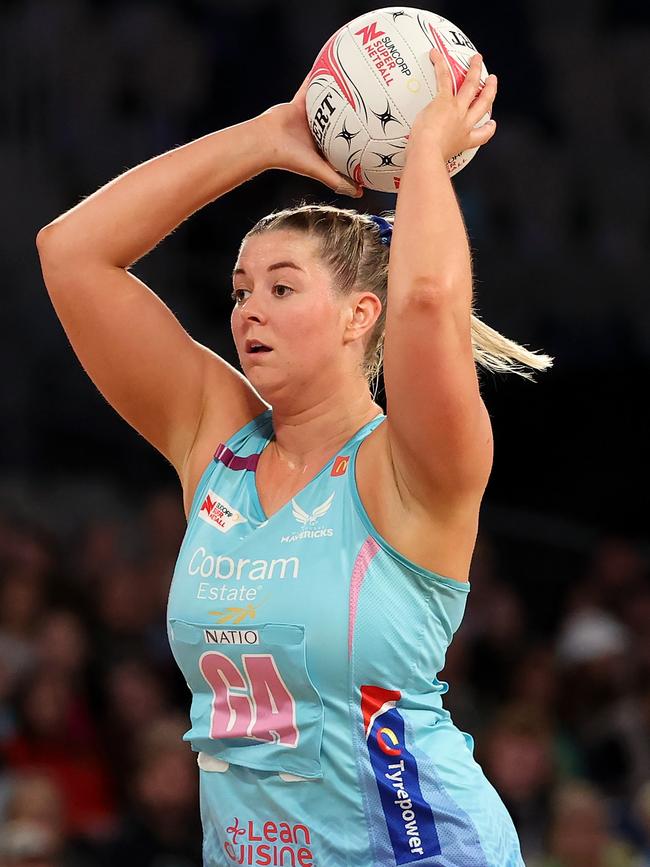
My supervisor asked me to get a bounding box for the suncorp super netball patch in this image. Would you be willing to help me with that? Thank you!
[361,685,441,863]
[199,490,247,533]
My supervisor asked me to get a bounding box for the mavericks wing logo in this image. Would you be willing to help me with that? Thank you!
[361,685,441,863]
[281,492,335,544]
[292,492,334,525]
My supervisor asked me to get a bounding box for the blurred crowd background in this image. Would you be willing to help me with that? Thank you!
[1,0,649,865]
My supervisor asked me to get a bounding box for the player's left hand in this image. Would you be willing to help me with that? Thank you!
[410,50,498,161]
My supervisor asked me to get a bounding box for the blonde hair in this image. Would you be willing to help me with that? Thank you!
[244,204,552,391]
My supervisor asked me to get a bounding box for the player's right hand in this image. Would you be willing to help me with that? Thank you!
[259,75,362,198]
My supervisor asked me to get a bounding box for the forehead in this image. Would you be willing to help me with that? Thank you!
[236,229,322,271]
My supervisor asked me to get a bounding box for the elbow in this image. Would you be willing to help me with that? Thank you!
[36,224,84,292]
[35,225,53,250]
[407,278,467,307]
[36,217,81,254]
[36,223,88,271]
[35,223,65,256]
[36,223,117,269]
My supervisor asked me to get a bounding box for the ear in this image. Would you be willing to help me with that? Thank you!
[343,292,382,345]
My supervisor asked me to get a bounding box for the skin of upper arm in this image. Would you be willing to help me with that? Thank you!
[382,284,494,512]
[37,250,265,476]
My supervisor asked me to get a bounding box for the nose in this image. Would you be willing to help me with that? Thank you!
[244,308,264,323]
[237,295,267,324]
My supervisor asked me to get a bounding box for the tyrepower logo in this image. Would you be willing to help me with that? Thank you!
[361,685,441,863]
[198,490,246,533]
[224,818,314,865]
[281,493,335,544]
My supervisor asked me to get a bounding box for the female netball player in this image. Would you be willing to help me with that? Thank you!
[37,48,550,866]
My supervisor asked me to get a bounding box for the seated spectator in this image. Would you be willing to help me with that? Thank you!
[0,771,102,867]
[1,668,117,839]
[530,780,645,867]
[96,714,202,867]
[479,703,557,862]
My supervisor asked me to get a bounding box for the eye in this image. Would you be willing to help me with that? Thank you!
[230,288,249,304]
[230,284,294,305]
[273,284,293,298]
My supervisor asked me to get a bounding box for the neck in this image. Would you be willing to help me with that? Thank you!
[267,382,382,469]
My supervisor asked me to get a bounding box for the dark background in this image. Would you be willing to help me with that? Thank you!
[1,2,649,866]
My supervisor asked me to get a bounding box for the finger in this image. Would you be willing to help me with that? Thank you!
[334,175,364,197]
[467,73,497,127]
[467,118,497,148]
[291,72,312,108]
[458,53,484,113]
[305,155,362,196]
[429,48,453,98]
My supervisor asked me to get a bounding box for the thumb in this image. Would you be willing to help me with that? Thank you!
[332,173,363,197]
[305,152,362,197]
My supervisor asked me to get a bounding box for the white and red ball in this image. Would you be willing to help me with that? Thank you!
[306,7,490,193]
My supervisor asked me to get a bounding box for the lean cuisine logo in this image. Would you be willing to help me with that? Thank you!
[361,685,441,863]
[281,493,335,544]
[224,817,314,865]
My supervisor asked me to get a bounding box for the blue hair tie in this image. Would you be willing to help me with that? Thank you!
[369,214,393,246]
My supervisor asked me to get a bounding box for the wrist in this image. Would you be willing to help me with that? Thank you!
[251,104,294,170]
[407,121,444,150]
[406,124,447,162]
[404,127,454,179]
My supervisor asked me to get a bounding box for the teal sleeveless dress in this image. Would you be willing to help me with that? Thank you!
[167,409,525,866]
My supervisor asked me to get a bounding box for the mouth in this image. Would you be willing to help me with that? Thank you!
[245,339,273,355]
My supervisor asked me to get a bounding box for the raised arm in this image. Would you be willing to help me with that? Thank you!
[36,83,359,478]
[383,50,498,513]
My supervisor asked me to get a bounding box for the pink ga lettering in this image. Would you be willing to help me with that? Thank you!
[200,652,299,747]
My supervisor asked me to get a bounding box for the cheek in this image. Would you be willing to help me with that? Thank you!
[295,299,340,337]
[289,308,340,359]
[230,309,243,345]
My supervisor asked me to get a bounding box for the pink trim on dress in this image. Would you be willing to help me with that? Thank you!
[348,537,380,656]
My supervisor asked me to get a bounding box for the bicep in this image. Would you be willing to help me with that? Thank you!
[383,284,493,508]
[37,248,264,473]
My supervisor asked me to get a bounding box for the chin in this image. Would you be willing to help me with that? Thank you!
[244,364,281,393]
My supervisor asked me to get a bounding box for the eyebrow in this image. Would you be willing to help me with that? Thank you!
[232,261,305,277]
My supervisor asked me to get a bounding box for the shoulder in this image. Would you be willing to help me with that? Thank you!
[355,417,484,582]
[179,389,269,520]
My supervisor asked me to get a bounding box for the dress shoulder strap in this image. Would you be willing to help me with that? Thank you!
[213,409,273,468]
